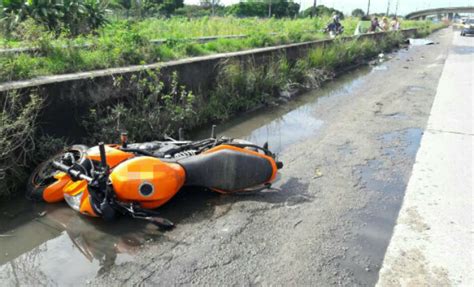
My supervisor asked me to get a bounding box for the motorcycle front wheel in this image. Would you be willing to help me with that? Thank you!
[26,145,90,201]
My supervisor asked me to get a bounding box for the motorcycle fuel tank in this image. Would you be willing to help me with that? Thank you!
[109,157,186,208]
[86,145,134,168]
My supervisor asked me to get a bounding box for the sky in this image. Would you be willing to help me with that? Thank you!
[184,0,474,16]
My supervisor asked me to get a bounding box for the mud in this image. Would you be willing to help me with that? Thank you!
[0,28,453,286]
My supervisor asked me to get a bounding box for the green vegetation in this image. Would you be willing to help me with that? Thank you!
[1,0,109,36]
[351,8,365,18]
[0,91,62,197]
[83,71,195,143]
[0,29,429,198]
[414,21,447,37]
[89,32,406,139]
[0,17,440,83]
[227,1,300,18]
[301,4,344,19]
[0,17,331,82]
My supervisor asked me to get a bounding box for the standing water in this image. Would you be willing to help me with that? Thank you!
[0,67,372,285]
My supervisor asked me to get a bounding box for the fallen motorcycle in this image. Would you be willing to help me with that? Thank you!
[27,130,283,229]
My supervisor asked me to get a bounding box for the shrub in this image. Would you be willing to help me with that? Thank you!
[83,70,195,143]
[0,91,42,197]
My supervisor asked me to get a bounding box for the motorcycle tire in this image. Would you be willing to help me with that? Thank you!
[26,145,90,201]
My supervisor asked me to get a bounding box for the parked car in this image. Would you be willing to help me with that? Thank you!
[461,19,474,36]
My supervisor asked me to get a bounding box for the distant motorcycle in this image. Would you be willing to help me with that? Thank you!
[324,22,345,38]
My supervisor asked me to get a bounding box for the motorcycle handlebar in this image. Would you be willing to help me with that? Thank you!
[52,161,93,182]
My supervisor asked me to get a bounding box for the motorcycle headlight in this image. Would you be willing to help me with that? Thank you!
[64,191,83,212]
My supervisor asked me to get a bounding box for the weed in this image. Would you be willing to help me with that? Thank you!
[83,70,195,143]
[0,91,44,197]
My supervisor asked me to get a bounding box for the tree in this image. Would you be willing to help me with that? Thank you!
[351,8,365,18]
[301,5,343,19]
[117,0,133,17]
[1,0,109,36]
[226,0,299,18]
[145,0,184,16]
[200,0,220,16]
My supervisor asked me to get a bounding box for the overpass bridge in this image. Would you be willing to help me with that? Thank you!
[406,6,474,20]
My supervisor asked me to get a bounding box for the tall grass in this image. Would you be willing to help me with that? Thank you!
[0,18,441,83]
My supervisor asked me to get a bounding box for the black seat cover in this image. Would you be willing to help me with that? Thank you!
[178,149,274,192]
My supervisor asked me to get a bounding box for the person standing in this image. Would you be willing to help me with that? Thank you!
[381,17,390,31]
[390,16,400,31]
[369,17,381,32]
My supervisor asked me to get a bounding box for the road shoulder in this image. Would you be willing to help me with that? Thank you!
[377,31,473,286]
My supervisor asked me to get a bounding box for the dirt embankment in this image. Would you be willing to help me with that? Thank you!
[88,29,453,286]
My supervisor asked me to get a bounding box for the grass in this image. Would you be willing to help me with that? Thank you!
[0,17,442,83]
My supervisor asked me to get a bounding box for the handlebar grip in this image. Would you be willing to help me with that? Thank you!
[98,142,107,168]
[52,161,93,182]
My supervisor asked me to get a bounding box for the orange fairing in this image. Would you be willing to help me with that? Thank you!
[86,145,134,167]
[79,192,98,217]
[43,172,70,202]
[63,179,98,217]
[109,157,186,208]
[204,144,278,183]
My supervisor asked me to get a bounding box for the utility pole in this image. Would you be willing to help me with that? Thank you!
[367,0,371,16]
[386,0,390,16]
[395,0,399,16]
[311,0,317,18]
[268,0,272,18]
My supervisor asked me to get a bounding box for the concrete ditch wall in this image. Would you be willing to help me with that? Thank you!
[0,29,417,140]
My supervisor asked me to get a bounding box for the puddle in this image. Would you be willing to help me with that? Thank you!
[407,85,426,93]
[340,127,424,285]
[408,38,435,46]
[372,65,388,71]
[380,128,423,158]
[344,158,407,285]
[1,65,379,285]
[192,67,371,154]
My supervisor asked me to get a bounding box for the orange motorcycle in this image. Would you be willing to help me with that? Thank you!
[27,131,283,229]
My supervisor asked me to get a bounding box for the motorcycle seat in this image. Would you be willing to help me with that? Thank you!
[177,148,274,192]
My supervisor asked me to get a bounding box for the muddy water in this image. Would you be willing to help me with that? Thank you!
[0,67,380,285]
[192,67,371,153]
[341,128,423,283]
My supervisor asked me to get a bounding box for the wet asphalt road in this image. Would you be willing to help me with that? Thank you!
[0,28,453,286]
